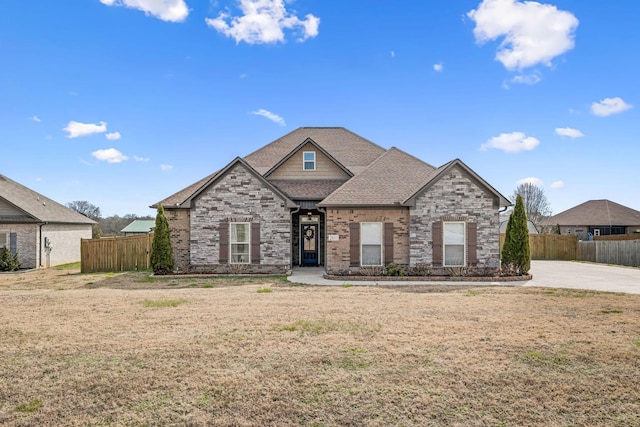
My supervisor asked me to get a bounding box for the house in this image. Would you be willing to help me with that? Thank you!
[0,174,95,268]
[499,210,539,234]
[121,219,155,236]
[153,127,510,276]
[543,199,640,240]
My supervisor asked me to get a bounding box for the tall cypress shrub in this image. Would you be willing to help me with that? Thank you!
[151,205,174,275]
[510,194,531,274]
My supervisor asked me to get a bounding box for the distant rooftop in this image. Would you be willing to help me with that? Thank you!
[121,219,155,234]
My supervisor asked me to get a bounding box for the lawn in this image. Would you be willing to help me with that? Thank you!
[0,268,639,426]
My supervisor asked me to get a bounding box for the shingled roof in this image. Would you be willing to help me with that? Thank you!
[244,127,386,175]
[319,147,437,206]
[0,174,96,224]
[545,200,640,226]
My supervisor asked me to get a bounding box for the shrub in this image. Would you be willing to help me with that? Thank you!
[385,262,406,276]
[150,205,174,275]
[0,248,21,272]
[502,194,531,275]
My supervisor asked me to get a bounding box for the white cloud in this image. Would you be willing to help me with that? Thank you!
[100,0,189,23]
[433,63,444,72]
[251,109,285,126]
[510,71,541,86]
[555,127,584,138]
[160,164,173,171]
[63,120,107,138]
[134,155,150,162]
[206,0,320,44]
[31,115,41,123]
[590,97,633,117]
[468,0,578,70]
[391,51,395,58]
[517,177,543,187]
[480,131,540,153]
[550,180,565,189]
[105,131,122,140]
[91,148,128,163]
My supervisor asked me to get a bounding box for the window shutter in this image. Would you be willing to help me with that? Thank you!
[251,222,260,264]
[219,223,229,264]
[9,232,17,255]
[349,223,360,267]
[384,223,394,264]
[467,222,478,266]
[432,221,443,267]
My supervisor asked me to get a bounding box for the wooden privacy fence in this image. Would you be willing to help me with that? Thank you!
[500,234,577,261]
[578,240,640,267]
[81,233,153,273]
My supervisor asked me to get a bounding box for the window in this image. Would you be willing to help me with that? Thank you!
[361,222,382,266]
[230,223,250,264]
[303,151,316,170]
[0,233,7,249]
[443,222,465,266]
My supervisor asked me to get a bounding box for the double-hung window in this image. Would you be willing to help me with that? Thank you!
[230,223,250,264]
[0,233,7,250]
[303,151,316,170]
[361,222,382,266]
[443,222,465,266]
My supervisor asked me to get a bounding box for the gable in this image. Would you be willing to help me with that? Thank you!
[0,197,35,222]
[266,141,351,181]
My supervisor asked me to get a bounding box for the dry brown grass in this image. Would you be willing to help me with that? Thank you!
[1,268,639,426]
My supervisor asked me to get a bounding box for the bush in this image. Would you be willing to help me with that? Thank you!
[0,248,21,272]
[150,205,174,275]
[385,263,407,276]
[501,194,531,275]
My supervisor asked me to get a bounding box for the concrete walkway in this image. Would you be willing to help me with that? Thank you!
[288,261,640,294]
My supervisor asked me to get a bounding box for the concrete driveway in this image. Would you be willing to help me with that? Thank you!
[524,260,640,294]
[289,261,640,294]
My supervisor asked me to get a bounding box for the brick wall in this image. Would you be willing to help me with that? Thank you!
[0,223,37,268]
[325,207,409,274]
[409,164,500,273]
[165,209,190,273]
[189,163,291,273]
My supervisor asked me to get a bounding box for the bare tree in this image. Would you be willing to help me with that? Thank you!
[510,183,552,229]
[66,201,102,238]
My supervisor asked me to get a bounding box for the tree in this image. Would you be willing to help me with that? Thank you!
[501,194,531,275]
[67,200,102,238]
[511,182,552,230]
[150,205,173,275]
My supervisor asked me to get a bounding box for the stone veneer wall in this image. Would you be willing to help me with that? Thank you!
[409,164,500,272]
[165,209,190,273]
[325,207,409,275]
[189,163,291,274]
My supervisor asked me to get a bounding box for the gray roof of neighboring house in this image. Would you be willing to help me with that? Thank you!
[499,211,539,234]
[319,147,437,206]
[0,174,96,224]
[121,219,155,234]
[544,199,640,226]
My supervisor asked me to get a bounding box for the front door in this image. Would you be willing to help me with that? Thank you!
[301,223,318,265]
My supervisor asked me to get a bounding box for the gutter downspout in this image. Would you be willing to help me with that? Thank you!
[318,207,327,274]
[38,222,47,268]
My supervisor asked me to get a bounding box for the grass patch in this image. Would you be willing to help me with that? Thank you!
[524,351,569,366]
[141,298,188,308]
[137,274,157,283]
[256,288,272,293]
[342,283,353,288]
[600,308,623,314]
[53,262,81,270]
[15,398,42,413]
[202,284,213,288]
[273,319,379,337]
[633,341,640,347]
[464,290,480,297]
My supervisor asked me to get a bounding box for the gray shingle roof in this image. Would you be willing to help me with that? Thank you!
[545,200,640,226]
[0,174,96,224]
[244,127,387,175]
[319,147,437,206]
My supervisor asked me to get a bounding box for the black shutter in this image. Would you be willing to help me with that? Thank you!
[251,223,260,264]
[467,222,478,266]
[432,221,443,267]
[384,223,394,264]
[349,223,360,267]
[219,223,229,264]
[9,232,17,255]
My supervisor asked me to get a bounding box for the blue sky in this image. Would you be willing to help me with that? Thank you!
[1,0,638,216]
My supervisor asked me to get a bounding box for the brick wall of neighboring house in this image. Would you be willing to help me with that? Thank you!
[409,164,500,273]
[0,223,37,268]
[165,209,190,273]
[40,223,92,267]
[325,207,410,275]
[189,163,291,274]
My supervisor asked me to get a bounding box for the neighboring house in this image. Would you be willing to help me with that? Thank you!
[543,199,640,240]
[499,210,539,234]
[121,219,155,236]
[153,127,511,275]
[0,174,95,268]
